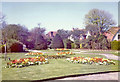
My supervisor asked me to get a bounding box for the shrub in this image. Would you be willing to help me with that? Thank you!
[1,46,5,53]
[82,34,110,49]
[71,43,75,49]
[10,42,23,52]
[26,40,34,49]
[3,39,24,52]
[35,35,47,50]
[74,39,80,49]
[80,43,83,48]
[111,40,120,50]
[64,39,73,49]
[0,43,5,53]
[51,34,64,49]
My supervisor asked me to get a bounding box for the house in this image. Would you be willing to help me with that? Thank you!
[112,29,120,41]
[68,28,91,41]
[70,28,87,41]
[68,35,74,42]
[103,27,120,41]
[46,31,57,39]
[85,31,91,39]
[79,31,91,41]
[80,34,87,40]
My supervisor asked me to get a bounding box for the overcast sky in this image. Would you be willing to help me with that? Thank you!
[2,2,118,33]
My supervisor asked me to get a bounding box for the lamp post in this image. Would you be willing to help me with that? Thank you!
[4,41,7,61]
[0,29,3,54]
[4,33,7,61]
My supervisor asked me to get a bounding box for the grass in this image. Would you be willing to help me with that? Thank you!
[1,49,119,80]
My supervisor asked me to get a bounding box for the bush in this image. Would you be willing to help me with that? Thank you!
[10,42,23,52]
[2,39,24,52]
[80,43,83,48]
[64,39,73,49]
[111,40,120,50]
[0,46,5,53]
[35,35,47,50]
[26,40,34,49]
[82,34,110,50]
[71,43,75,49]
[74,39,80,49]
[51,34,64,49]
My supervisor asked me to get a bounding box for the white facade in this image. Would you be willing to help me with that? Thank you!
[86,31,91,39]
[112,30,120,41]
[112,32,120,41]
[68,35,74,42]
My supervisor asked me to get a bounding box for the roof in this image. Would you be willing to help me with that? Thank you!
[46,31,57,38]
[103,27,120,41]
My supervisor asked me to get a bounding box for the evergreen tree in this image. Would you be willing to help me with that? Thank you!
[51,34,64,49]
[35,35,47,50]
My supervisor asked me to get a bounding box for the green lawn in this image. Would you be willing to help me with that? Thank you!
[1,49,119,80]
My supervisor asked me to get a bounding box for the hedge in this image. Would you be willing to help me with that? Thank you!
[71,43,75,49]
[10,42,23,52]
[111,40,120,50]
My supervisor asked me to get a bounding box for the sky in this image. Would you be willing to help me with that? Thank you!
[2,2,118,33]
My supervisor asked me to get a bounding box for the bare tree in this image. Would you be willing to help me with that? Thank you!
[85,24,99,35]
[0,12,7,60]
[85,9,116,33]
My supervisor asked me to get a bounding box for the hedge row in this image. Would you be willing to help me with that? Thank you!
[111,40,120,50]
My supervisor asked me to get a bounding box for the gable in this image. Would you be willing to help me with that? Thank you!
[104,27,120,41]
[112,29,120,41]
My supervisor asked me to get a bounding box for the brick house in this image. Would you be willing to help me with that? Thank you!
[103,27,120,41]
[46,31,57,39]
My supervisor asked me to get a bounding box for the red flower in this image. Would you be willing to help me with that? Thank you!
[12,61,16,64]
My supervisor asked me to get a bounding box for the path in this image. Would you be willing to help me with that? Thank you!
[58,72,119,80]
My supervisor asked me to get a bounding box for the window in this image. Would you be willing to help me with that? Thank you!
[118,34,120,40]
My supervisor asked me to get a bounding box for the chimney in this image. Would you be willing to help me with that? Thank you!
[51,32,54,37]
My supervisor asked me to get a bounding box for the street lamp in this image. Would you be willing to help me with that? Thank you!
[4,40,7,61]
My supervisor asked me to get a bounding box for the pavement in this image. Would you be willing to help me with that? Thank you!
[58,72,119,80]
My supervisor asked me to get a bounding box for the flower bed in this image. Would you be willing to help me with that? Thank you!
[56,52,73,55]
[42,55,69,59]
[5,56,49,68]
[66,57,115,65]
[55,48,70,51]
[25,52,43,56]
